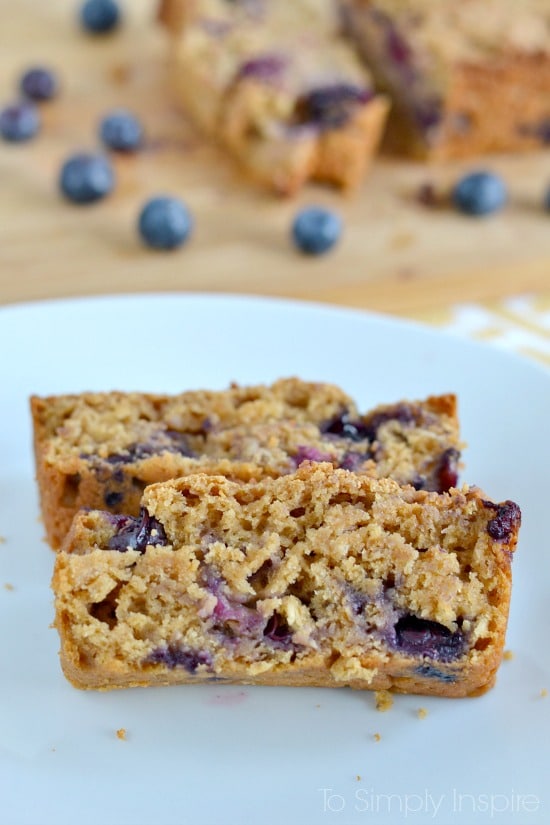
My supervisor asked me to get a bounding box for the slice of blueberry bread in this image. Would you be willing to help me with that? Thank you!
[158,0,389,193]
[52,462,521,695]
[31,378,461,549]
[340,0,550,159]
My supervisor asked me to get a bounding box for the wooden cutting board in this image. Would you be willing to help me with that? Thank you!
[1,0,550,316]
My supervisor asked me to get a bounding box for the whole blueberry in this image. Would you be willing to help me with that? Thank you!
[99,109,143,152]
[59,153,115,204]
[80,0,121,33]
[20,67,59,102]
[291,206,342,255]
[138,196,193,250]
[451,171,507,216]
[0,101,40,142]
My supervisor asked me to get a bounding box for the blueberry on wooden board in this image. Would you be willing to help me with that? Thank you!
[0,101,40,142]
[291,206,342,255]
[20,67,59,102]
[80,0,121,33]
[452,171,507,216]
[99,109,143,152]
[138,197,193,250]
[59,153,115,204]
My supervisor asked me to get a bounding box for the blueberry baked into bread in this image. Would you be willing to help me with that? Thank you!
[158,0,390,193]
[31,378,461,549]
[52,463,521,696]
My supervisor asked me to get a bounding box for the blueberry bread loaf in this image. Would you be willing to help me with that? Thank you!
[340,0,550,159]
[158,0,389,193]
[52,462,521,696]
[31,378,461,549]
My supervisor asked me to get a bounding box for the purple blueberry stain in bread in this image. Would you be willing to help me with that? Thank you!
[339,451,367,471]
[202,567,264,636]
[485,501,521,542]
[111,468,125,484]
[386,25,413,67]
[293,84,374,130]
[102,430,196,465]
[293,445,334,466]
[411,475,427,491]
[263,612,294,648]
[147,644,213,673]
[415,664,456,683]
[413,99,443,134]
[345,586,370,616]
[433,447,460,492]
[393,615,465,662]
[236,53,287,83]
[321,409,371,442]
[362,403,416,443]
[104,490,124,508]
[108,507,168,553]
[212,594,264,635]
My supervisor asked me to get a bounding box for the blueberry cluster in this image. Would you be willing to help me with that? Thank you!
[0,1,196,250]
[0,65,60,143]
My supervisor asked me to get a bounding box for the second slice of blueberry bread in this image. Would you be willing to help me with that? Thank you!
[52,462,521,695]
[31,378,462,549]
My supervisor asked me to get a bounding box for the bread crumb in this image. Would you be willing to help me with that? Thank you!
[503,650,514,661]
[356,775,361,782]
[373,733,381,742]
[375,690,393,712]
[3,583,14,591]
[541,689,548,698]
[0,535,6,544]
[417,707,428,719]
[116,728,127,740]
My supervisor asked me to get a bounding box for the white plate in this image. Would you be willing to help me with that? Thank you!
[1,294,549,825]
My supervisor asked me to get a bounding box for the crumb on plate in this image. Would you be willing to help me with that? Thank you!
[375,690,393,712]
[417,707,428,719]
[373,733,381,743]
[4,582,14,591]
[503,650,514,661]
[116,728,127,740]
[540,689,548,698]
